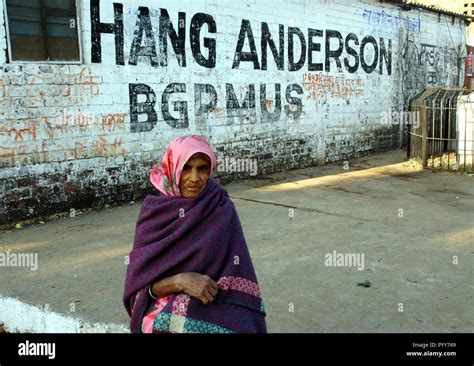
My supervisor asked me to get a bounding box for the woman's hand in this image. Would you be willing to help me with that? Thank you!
[177,272,218,305]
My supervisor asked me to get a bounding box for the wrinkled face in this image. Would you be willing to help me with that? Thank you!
[179,155,211,198]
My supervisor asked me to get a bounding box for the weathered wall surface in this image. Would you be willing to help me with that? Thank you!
[0,0,466,225]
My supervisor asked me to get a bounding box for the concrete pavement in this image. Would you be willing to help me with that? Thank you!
[0,149,473,332]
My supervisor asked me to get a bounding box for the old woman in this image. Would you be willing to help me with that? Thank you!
[123,135,267,333]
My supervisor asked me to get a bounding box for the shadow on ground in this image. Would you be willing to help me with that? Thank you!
[0,149,473,332]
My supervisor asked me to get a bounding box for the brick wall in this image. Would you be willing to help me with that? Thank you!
[0,0,466,226]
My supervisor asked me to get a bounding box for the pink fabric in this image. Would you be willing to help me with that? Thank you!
[142,296,170,333]
[150,135,217,196]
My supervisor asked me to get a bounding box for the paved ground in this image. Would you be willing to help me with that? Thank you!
[0,149,473,333]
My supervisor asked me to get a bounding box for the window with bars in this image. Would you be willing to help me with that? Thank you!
[5,0,80,62]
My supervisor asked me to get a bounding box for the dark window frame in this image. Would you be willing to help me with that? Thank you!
[3,0,82,63]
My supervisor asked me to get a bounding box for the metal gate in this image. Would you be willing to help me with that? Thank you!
[408,88,473,172]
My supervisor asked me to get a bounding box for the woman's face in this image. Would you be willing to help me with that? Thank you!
[179,156,211,198]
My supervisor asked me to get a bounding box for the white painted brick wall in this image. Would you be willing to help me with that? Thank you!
[0,0,466,224]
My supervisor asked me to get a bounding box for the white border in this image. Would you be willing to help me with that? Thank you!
[0,295,129,333]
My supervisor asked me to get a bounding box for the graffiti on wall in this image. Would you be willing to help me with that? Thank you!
[90,0,393,133]
[29,67,101,103]
[0,114,130,164]
[302,73,364,104]
[2,1,463,165]
[102,113,128,133]
[400,39,459,105]
[93,136,127,157]
[358,8,421,40]
[0,121,130,164]
[0,66,129,164]
[1,67,100,118]
[362,9,421,33]
[0,74,46,164]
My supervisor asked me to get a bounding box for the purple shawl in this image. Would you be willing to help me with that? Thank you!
[123,178,266,333]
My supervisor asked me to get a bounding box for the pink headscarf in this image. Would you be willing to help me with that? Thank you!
[150,135,217,196]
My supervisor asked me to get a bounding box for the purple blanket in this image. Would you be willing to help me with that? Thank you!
[123,178,266,333]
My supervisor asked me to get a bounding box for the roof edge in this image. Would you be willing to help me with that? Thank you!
[381,0,471,24]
